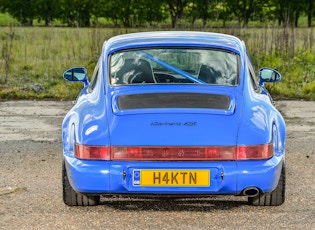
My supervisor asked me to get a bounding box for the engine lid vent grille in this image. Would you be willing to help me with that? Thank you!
[117,93,230,110]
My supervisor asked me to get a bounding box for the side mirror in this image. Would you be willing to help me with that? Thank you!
[63,67,89,87]
[259,68,281,85]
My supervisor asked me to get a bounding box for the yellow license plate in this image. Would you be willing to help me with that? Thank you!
[134,170,210,186]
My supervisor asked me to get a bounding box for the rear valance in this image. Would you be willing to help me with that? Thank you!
[112,92,235,115]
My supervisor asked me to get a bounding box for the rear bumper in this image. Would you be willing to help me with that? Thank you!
[64,152,284,195]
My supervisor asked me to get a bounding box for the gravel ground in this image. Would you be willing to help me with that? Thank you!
[0,100,314,230]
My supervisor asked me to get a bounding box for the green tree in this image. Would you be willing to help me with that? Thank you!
[225,0,263,28]
[58,0,75,26]
[101,0,135,27]
[304,0,315,27]
[35,0,61,26]
[59,0,99,27]
[185,0,204,27]
[136,0,166,26]
[217,0,234,27]
[187,0,222,28]
[272,0,304,27]
[0,0,36,25]
[99,0,165,27]
[164,0,190,28]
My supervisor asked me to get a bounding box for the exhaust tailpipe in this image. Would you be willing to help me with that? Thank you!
[242,187,260,197]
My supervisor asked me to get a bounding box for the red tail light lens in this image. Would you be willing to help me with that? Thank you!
[205,146,236,159]
[111,146,238,161]
[75,144,110,160]
[74,144,273,161]
[112,147,209,160]
[237,144,273,160]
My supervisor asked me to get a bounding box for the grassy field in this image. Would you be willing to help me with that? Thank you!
[0,26,315,100]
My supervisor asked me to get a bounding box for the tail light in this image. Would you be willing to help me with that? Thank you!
[75,144,110,160]
[74,144,273,161]
[237,144,273,160]
[111,144,273,161]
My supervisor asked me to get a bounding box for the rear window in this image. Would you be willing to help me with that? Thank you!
[110,48,239,86]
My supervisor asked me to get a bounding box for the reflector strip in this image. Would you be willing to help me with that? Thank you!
[111,144,273,161]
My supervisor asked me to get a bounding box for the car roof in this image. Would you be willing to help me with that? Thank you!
[104,31,245,55]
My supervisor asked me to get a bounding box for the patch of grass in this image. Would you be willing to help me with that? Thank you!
[0,26,315,100]
[0,27,112,99]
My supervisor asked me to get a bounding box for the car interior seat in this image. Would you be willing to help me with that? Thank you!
[198,64,221,84]
[115,59,156,84]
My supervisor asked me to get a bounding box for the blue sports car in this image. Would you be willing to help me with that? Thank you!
[62,31,286,206]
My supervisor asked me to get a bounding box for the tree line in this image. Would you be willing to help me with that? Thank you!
[0,0,314,28]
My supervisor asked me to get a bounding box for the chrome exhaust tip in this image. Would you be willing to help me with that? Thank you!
[242,187,260,197]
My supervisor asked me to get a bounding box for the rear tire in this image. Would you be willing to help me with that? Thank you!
[62,160,100,206]
[248,163,285,206]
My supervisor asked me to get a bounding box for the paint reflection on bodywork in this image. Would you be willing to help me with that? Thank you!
[250,105,268,133]
[85,125,98,136]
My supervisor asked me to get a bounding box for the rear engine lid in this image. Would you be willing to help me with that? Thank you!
[107,90,240,147]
